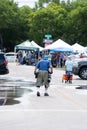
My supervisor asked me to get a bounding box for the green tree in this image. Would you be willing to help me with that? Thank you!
[29,3,67,46]
[17,6,33,43]
[34,0,60,9]
[0,0,20,50]
[0,0,33,51]
[0,0,87,50]
[63,0,87,46]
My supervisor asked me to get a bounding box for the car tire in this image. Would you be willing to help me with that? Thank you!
[79,67,87,80]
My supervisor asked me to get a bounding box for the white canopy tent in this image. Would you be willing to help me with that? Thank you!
[14,40,43,52]
[31,40,44,51]
[43,39,73,52]
[71,43,85,53]
[14,40,44,59]
[85,47,87,52]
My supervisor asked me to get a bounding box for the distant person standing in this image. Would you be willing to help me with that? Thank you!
[65,57,73,83]
[26,51,32,65]
[34,55,53,96]
[79,53,84,58]
[17,50,23,64]
[45,50,52,64]
[59,52,64,67]
[55,52,60,67]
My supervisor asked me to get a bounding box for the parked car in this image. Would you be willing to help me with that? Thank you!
[5,52,17,62]
[72,58,87,80]
[0,52,9,75]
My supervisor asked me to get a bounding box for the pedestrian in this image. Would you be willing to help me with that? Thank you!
[79,53,84,58]
[34,55,53,96]
[55,52,60,67]
[65,56,73,83]
[59,52,64,68]
[17,50,23,65]
[45,50,52,64]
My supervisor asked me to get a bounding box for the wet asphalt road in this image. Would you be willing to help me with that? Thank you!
[0,62,86,106]
[0,62,87,130]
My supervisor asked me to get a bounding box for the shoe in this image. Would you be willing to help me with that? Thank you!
[44,93,49,96]
[37,91,40,96]
[69,80,72,83]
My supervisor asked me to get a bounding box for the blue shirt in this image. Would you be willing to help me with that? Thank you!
[60,53,64,59]
[36,59,51,71]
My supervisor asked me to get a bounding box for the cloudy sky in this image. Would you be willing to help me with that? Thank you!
[14,0,71,8]
[14,0,39,8]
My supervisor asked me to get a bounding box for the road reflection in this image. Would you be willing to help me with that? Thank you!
[5,99,20,105]
[0,78,34,105]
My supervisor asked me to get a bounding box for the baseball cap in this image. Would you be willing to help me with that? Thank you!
[44,55,48,60]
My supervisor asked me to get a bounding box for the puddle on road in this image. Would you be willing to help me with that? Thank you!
[0,78,35,105]
[0,79,35,87]
[76,85,87,89]
[5,99,20,105]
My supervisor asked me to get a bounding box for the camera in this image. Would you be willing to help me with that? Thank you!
[35,72,39,78]
[48,73,51,83]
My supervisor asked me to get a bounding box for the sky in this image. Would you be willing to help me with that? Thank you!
[14,0,39,8]
[14,0,72,8]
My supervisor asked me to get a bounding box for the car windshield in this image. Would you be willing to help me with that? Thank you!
[6,54,15,56]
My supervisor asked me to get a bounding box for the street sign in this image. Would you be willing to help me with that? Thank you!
[45,34,52,39]
[43,39,53,43]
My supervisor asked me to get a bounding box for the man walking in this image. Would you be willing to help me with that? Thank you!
[34,55,53,96]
